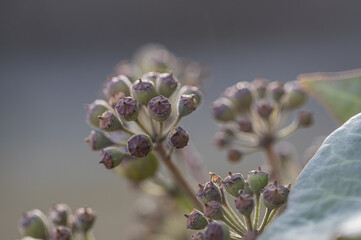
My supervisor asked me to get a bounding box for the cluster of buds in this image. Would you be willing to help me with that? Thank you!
[18,204,96,240]
[213,79,313,164]
[185,168,290,240]
[85,71,203,182]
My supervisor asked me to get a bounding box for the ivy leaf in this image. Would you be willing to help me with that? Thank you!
[298,69,361,123]
[259,113,361,240]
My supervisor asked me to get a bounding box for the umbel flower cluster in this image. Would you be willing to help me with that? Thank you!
[212,79,313,180]
[186,169,290,240]
[18,204,96,240]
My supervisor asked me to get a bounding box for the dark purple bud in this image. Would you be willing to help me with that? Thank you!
[178,94,198,117]
[204,222,230,240]
[185,209,209,230]
[98,110,123,132]
[74,208,96,233]
[168,126,189,149]
[262,181,290,210]
[147,95,172,122]
[235,193,254,216]
[51,226,72,240]
[49,204,71,227]
[256,100,274,119]
[212,97,236,122]
[156,72,179,98]
[115,97,139,121]
[127,134,153,158]
[196,182,222,204]
[203,200,223,220]
[99,147,126,169]
[238,118,253,133]
[224,82,253,113]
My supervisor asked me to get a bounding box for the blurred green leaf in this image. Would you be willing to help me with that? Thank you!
[259,113,361,240]
[298,69,361,123]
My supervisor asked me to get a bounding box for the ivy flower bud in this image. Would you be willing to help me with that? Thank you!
[213,130,233,149]
[262,181,290,210]
[222,172,245,197]
[141,71,159,83]
[74,208,96,233]
[168,126,189,149]
[179,85,204,105]
[212,97,236,122]
[98,110,123,132]
[247,168,269,196]
[49,204,71,227]
[19,209,49,239]
[252,78,269,98]
[298,110,313,128]
[238,118,253,133]
[103,75,131,98]
[156,72,179,98]
[51,226,72,240]
[205,222,230,240]
[115,97,139,121]
[178,94,198,117]
[185,209,209,230]
[243,231,258,240]
[147,96,172,122]
[99,147,126,169]
[256,100,274,119]
[131,79,157,105]
[226,149,243,163]
[267,81,285,103]
[85,99,111,129]
[191,232,205,240]
[225,82,253,113]
[127,134,153,158]
[196,182,222,204]
[243,181,254,196]
[85,130,114,151]
[117,154,158,182]
[235,193,254,216]
[203,200,223,220]
[282,82,307,110]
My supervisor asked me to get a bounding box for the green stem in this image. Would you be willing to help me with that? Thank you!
[135,119,152,137]
[266,209,278,225]
[158,122,163,142]
[221,215,245,236]
[223,204,247,231]
[258,208,271,233]
[244,215,253,231]
[264,144,282,181]
[120,126,136,135]
[253,194,260,229]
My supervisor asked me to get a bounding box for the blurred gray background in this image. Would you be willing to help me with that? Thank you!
[1,0,360,239]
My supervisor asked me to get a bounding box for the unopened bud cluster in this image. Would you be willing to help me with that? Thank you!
[185,168,290,239]
[212,79,313,163]
[18,204,96,240]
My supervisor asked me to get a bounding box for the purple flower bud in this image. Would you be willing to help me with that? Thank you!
[222,172,245,197]
[191,232,205,240]
[131,79,157,105]
[179,85,203,105]
[256,100,274,119]
[74,208,96,233]
[85,99,111,129]
[99,147,126,169]
[238,118,253,133]
[85,130,114,151]
[196,182,222,204]
[178,94,198,117]
[115,97,139,121]
[262,181,290,210]
[147,95,172,122]
[168,127,189,149]
[19,209,49,239]
[49,204,71,227]
[204,222,230,240]
[98,110,123,132]
[235,193,254,216]
[51,226,72,240]
[203,200,223,220]
[267,81,285,102]
[127,134,153,158]
[185,209,209,230]
[103,74,131,98]
[212,97,236,122]
[156,72,179,98]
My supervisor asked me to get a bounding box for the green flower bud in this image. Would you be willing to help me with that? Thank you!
[281,82,307,110]
[247,168,269,196]
[252,78,269,98]
[98,110,123,132]
[131,79,157,105]
[196,182,222,204]
[141,71,160,83]
[298,110,313,128]
[235,193,254,216]
[205,222,230,240]
[179,85,204,105]
[115,97,139,121]
[19,209,49,239]
[222,172,245,197]
[243,181,254,197]
[147,96,172,122]
[267,81,285,103]
[226,149,243,163]
[51,226,72,240]
[116,153,158,182]
[74,208,96,233]
[99,147,126,169]
[156,72,179,98]
[224,82,253,113]
[203,200,223,220]
[103,75,131,98]
[191,232,205,240]
[262,181,290,210]
[85,100,111,129]
[243,230,258,240]
[177,94,198,117]
[127,134,153,158]
[212,97,236,122]
[185,209,209,230]
[49,204,71,227]
[238,118,253,133]
[85,130,114,151]
[256,100,274,119]
[168,126,189,149]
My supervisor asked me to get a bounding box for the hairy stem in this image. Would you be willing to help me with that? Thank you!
[154,144,202,209]
[264,144,282,181]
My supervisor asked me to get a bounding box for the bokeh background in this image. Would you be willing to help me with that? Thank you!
[1,0,361,239]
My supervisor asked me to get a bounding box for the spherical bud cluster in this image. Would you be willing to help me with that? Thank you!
[247,168,269,196]
[115,97,139,121]
[99,147,126,169]
[185,209,209,230]
[196,182,222,204]
[85,99,111,129]
[204,222,230,240]
[51,226,72,240]
[298,110,313,128]
[103,75,131,98]
[235,193,254,216]
[98,110,122,132]
[262,181,290,210]
[85,130,114,151]
[178,94,198,117]
[73,208,96,233]
[179,85,203,105]
[203,200,223,220]
[19,209,49,239]
[49,204,71,227]
[226,148,242,163]
[147,95,172,122]
[212,97,236,122]
[168,126,189,149]
[222,172,245,197]
[156,72,179,98]
[131,79,157,105]
[127,134,153,158]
